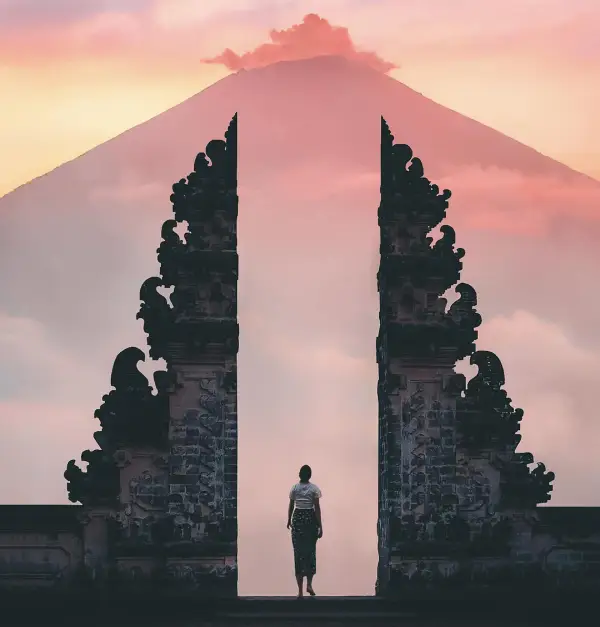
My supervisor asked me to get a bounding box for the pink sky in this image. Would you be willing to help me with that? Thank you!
[0,0,599,598]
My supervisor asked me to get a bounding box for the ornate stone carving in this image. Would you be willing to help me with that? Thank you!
[59,115,235,597]
[457,351,524,453]
[64,449,120,506]
[496,456,555,510]
[448,283,482,330]
[64,347,171,506]
[378,139,482,362]
[94,347,170,451]
[376,119,554,596]
[157,219,185,287]
[129,471,168,512]
[154,115,238,589]
[137,277,174,360]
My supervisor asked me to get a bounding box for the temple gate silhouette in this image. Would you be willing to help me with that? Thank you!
[1,116,600,608]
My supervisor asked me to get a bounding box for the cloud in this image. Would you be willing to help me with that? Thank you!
[435,165,600,235]
[249,158,600,239]
[415,7,600,64]
[0,0,148,29]
[0,6,150,63]
[203,13,397,73]
[0,400,96,504]
[0,312,100,403]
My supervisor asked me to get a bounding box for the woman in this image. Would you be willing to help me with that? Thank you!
[287,464,323,598]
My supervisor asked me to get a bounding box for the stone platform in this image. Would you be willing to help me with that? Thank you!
[0,593,592,626]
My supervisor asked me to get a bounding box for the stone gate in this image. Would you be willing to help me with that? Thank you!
[0,116,599,603]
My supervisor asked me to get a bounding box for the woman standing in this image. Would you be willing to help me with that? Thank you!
[287,464,323,598]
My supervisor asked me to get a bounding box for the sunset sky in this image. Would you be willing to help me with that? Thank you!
[1,0,599,196]
[1,0,600,598]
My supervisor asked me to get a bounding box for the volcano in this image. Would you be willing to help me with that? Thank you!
[1,55,600,597]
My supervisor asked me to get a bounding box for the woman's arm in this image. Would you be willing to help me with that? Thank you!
[287,499,294,529]
[314,498,323,537]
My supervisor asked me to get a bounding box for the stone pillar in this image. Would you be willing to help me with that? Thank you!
[64,119,240,594]
[162,115,238,596]
[80,509,111,582]
[376,118,478,594]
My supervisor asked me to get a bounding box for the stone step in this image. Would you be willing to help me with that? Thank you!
[222,596,416,621]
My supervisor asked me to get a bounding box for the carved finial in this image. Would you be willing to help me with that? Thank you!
[64,449,120,506]
[448,284,480,326]
[225,113,238,188]
[381,117,394,193]
[139,276,163,302]
[469,350,505,390]
[161,219,180,241]
[90,347,169,452]
[110,346,148,390]
[381,116,393,145]
[205,139,226,170]
[436,224,456,247]
[137,277,173,359]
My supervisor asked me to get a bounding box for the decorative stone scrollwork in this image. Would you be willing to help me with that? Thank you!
[94,347,170,451]
[157,219,185,287]
[467,350,506,390]
[432,225,462,257]
[448,283,482,330]
[380,119,452,232]
[457,350,555,507]
[443,373,466,397]
[497,456,555,510]
[378,125,481,364]
[64,449,120,506]
[64,347,171,505]
[137,277,174,360]
[457,351,522,452]
[169,117,237,227]
[153,116,238,350]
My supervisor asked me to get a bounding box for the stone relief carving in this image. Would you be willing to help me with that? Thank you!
[377,119,555,594]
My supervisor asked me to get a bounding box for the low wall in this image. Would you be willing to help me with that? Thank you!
[383,506,600,594]
[1,504,599,596]
[0,505,84,587]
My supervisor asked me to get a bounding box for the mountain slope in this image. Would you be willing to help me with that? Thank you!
[4,55,592,200]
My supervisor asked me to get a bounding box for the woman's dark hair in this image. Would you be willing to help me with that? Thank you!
[299,465,312,482]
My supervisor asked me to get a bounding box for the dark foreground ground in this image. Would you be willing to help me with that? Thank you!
[0,592,594,626]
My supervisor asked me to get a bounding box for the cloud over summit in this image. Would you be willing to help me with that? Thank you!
[203,13,397,73]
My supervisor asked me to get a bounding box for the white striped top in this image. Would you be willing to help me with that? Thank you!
[289,482,322,509]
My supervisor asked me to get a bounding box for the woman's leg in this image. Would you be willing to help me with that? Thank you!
[291,511,306,597]
[295,574,304,597]
[306,513,318,595]
[305,546,317,594]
